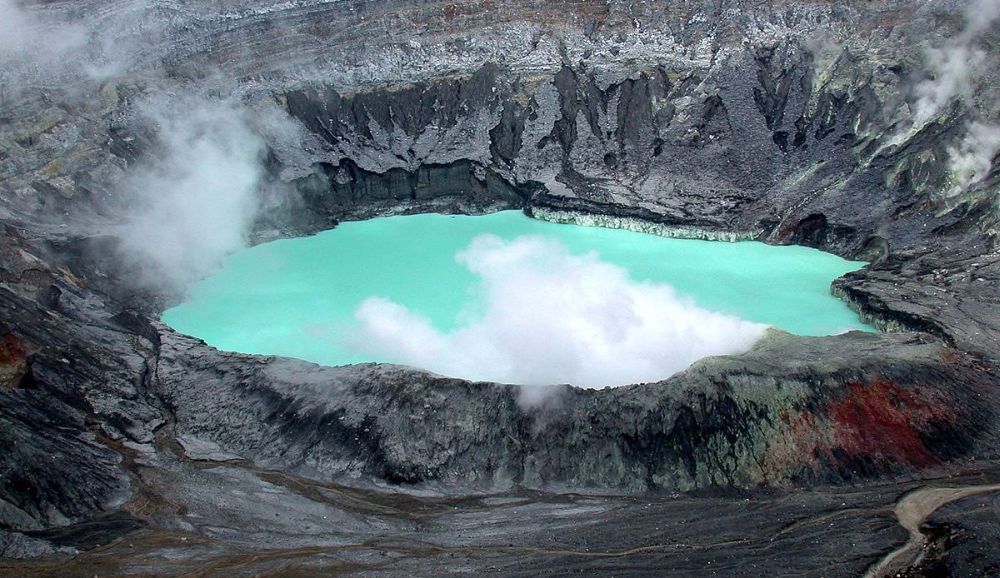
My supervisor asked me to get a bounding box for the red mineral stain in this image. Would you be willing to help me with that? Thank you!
[0,334,27,363]
[825,380,958,468]
[0,334,32,389]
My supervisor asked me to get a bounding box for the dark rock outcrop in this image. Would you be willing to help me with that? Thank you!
[155,329,997,493]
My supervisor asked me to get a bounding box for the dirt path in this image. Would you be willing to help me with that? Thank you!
[864,483,1000,578]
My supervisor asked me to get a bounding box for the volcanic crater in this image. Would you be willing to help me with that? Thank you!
[1,0,999,575]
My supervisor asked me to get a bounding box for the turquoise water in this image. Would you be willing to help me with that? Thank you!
[162,211,871,383]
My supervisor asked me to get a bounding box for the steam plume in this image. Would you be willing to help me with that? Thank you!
[0,0,85,59]
[117,95,270,290]
[911,0,1000,126]
[0,0,86,100]
[0,0,167,99]
[946,121,1000,195]
[348,235,767,388]
[901,0,1000,196]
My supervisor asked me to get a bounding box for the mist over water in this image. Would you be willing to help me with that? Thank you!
[162,212,872,388]
[118,96,265,290]
[0,0,305,289]
[350,234,768,387]
[115,93,302,291]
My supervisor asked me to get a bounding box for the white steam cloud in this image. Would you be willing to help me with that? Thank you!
[118,95,271,290]
[911,0,1000,126]
[966,0,1000,33]
[347,235,767,389]
[1,3,304,290]
[0,0,86,101]
[0,0,38,55]
[946,121,1000,195]
[899,0,1000,196]
[0,0,85,59]
[911,43,986,127]
[0,0,167,101]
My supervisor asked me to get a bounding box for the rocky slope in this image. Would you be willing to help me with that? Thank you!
[1,0,999,574]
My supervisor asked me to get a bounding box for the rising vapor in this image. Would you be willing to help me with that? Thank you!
[0,0,87,102]
[348,235,767,389]
[946,121,1000,195]
[0,2,302,291]
[0,0,85,59]
[117,95,269,290]
[903,0,1000,196]
[0,0,170,100]
[911,0,1000,126]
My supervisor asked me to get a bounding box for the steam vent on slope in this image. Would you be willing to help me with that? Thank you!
[1,0,999,576]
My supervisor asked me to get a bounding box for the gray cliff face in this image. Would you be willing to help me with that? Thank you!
[262,1,995,252]
[155,328,996,492]
[1,0,999,574]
